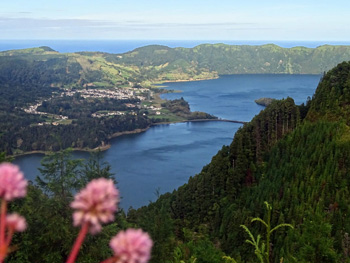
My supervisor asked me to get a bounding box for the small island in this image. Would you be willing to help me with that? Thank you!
[255,97,275,107]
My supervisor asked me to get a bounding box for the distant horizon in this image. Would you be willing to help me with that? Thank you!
[1,39,350,54]
[1,39,350,42]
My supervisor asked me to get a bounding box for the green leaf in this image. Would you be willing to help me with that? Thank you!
[251,217,268,228]
[270,223,294,234]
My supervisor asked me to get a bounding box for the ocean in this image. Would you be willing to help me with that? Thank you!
[1,39,350,54]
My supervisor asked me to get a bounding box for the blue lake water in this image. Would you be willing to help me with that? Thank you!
[13,74,322,210]
[161,74,320,122]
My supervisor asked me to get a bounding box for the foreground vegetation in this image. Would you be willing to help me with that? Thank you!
[0,150,153,263]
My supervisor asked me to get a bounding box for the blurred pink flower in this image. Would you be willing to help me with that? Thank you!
[6,213,27,232]
[109,229,153,263]
[0,163,27,201]
[71,178,119,234]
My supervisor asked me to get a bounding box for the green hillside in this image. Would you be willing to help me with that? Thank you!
[0,47,138,88]
[126,61,350,263]
[2,44,350,90]
[115,44,350,75]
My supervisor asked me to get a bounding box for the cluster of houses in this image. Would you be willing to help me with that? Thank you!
[62,87,149,101]
[91,111,126,118]
[22,101,68,120]
[23,101,43,114]
[144,105,162,115]
[22,86,161,124]
[37,121,61,126]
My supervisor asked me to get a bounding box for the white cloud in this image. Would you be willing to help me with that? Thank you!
[0,9,348,41]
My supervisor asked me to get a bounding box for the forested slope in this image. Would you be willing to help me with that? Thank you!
[115,44,350,76]
[2,44,350,89]
[128,61,350,263]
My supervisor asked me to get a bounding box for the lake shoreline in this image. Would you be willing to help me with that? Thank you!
[10,86,206,158]
[153,75,219,86]
[11,118,243,158]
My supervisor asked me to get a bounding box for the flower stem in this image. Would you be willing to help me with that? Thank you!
[0,199,7,263]
[100,258,116,263]
[66,222,89,263]
[5,227,14,248]
[0,200,7,245]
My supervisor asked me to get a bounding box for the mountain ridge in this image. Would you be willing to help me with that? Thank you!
[1,44,350,90]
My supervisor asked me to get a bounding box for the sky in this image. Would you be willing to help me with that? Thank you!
[1,0,350,41]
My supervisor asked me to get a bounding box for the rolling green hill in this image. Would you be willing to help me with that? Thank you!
[2,44,350,90]
[114,44,350,76]
[0,46,137,88]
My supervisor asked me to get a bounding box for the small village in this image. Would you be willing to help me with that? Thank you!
[22,86,164,123]
[62,87,151,101]
[22,101,69,121]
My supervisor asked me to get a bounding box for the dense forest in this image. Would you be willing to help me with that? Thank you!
[3,60,350,262]
[0,73,152,154]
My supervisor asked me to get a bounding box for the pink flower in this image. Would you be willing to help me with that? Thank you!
[0,163,27,201]
[6,213,27,232]
[71,178,119,234]
[109,229,153,263]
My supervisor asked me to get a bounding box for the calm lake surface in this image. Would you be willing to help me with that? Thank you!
[14,74,321,210]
